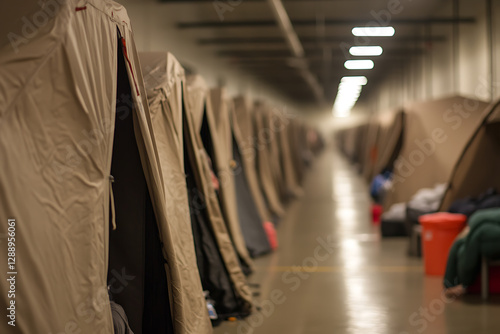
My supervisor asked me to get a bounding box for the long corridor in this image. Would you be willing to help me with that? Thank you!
[8,1,500,332]
[215,148,500,334]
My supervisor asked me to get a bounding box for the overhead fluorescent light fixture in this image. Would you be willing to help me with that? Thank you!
[341,76,368,85]
[349,46,383,56]
[352,26,395,37]
[344,60,374,70]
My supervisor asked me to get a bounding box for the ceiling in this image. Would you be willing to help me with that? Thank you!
[155,0,471,107]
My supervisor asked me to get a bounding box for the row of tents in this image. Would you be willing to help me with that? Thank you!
[336,95,500,215]
[0,1,323,333]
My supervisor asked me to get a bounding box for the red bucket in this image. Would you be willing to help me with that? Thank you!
[371,204,383,225]
[264,222,278,250]
[420,213,467,276]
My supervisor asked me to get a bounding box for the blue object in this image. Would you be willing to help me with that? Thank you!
[370,170,392,203]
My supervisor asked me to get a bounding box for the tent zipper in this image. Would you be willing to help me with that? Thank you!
[109,175,117,230]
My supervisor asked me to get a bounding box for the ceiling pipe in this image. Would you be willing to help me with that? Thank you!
[198,36,448,45]
[178,17,476,29]
[267,0,304,57]
[266,0,325,104]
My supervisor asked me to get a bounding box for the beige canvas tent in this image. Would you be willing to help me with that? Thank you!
[336,129,345,153]
[275,111,304,198]
[340,125,359,159]
[439,101,500,210]
[361,118,382,181]
[261,108,289,202]
[384,96,489,209]
[253,102,286,218]
[259,107,304,199]
[306,126,325,155]
[0,1,211,333]
[233,99,285,218]
[362,109,405,182]
[232,97,273,224]
[229,99,272,257]
[139,52,213,334]
[288,119,309,183]
[184,74,253,317]
[353,123,371,169]
[336,128,348,156]
[372,110,405,179]
[337,123,370,167]
[203,88,254,268]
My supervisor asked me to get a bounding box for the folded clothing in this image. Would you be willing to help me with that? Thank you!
[382,202,406,222]
[407,183,447,213]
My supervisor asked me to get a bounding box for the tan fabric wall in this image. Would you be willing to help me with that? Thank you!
[362,111,404,182]
[354,123,370,167]
[232,97,272,223]
[384,96,489,208]
[206,88,253,270]
[184,76,253,311]
[261,108,288,201]
[0,1,165,332]
[373,110,405,178]
[341,127,356,161]
[361,120,381,181]
[289,120,307,183]
[340,123,369,165]
[139,52,212,334]
[440,102,500,210]
[361,109,405,182]
[253,103,286,217]
[116,17,216,334]
[276,113,304,197]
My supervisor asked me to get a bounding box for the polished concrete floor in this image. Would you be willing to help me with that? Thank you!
[215,148,500,334]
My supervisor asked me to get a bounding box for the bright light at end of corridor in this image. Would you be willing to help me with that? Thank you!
[332,77,367,117]
[352,26,395,37]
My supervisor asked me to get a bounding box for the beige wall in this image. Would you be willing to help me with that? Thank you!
[118,0,499,134]
[308,0,500,134]
[358,0,496,117]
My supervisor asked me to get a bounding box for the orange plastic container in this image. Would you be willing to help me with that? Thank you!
[419,213,467,276]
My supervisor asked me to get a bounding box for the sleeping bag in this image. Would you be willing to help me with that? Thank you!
[444,208,500,288]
